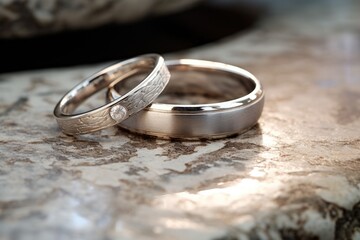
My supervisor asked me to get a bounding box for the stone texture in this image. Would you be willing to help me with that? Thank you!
[0,0,202,38]
[0,0,360,239]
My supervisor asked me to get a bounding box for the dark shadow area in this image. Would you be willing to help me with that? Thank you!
[0,2,265,74]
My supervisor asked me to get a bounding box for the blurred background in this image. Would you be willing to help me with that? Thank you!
[0,0,295,73]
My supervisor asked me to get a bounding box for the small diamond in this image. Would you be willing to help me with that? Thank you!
[110,105,127,122]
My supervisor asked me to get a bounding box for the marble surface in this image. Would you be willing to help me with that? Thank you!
[0,0,201,38]
[1,1,360,239]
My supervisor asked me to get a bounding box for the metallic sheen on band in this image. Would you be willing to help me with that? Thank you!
[53,54,170,135]
[107,59,264,139]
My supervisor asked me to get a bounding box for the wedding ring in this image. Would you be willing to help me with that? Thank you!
[107,59,264,139]
[53,54,170,135]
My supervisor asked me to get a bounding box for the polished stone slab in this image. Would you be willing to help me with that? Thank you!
[0,0,201,37]
[0,1,359,239]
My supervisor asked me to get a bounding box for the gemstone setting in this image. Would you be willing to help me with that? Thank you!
[110,105,127,122]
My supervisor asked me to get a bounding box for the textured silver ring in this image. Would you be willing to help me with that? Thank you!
[107,59,264,139]
[53,54,170,135]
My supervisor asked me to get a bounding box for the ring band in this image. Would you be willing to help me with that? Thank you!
[107,59,264,139]
[53,54,170,135]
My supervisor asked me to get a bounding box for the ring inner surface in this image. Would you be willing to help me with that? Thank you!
[113,66,255,105]
[62,57,156,115]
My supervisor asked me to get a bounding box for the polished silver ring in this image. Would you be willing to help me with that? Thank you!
[54,54,170,135]
[107,59,264,139]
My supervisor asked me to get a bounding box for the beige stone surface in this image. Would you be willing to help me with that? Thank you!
[0,1,360,239]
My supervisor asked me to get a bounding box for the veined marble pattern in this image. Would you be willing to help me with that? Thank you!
[0,1,360,240]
